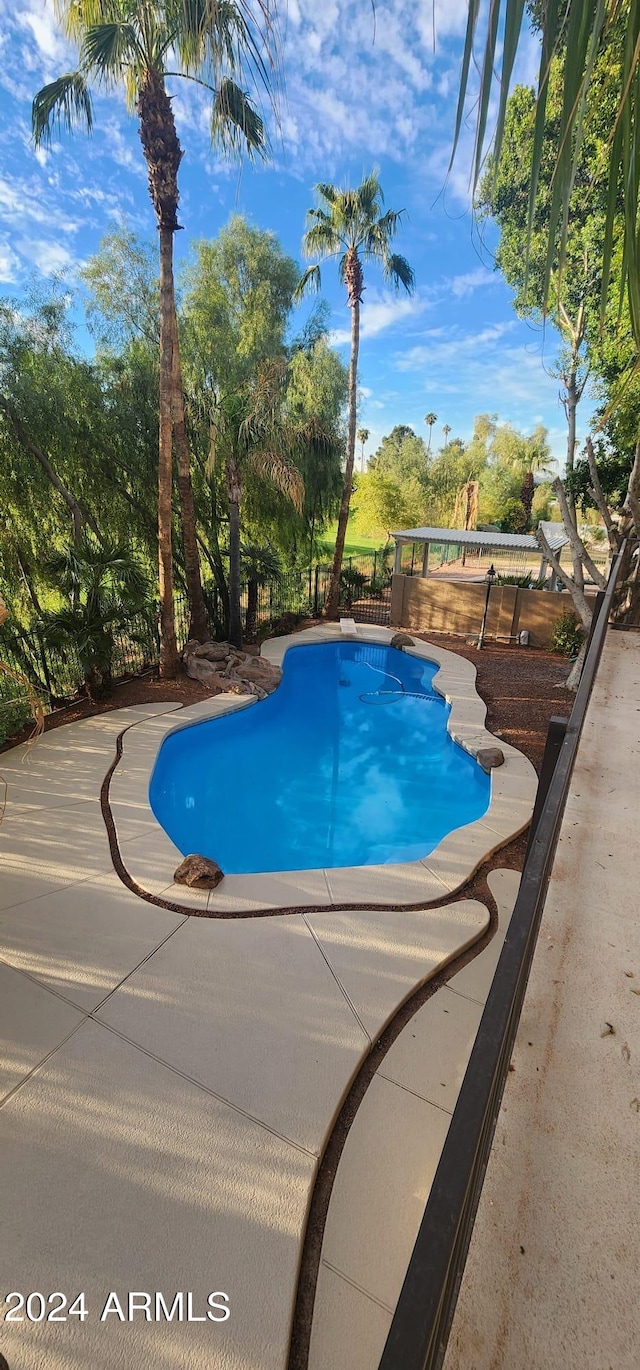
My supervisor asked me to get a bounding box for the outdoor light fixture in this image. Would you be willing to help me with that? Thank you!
[477,562,497,650]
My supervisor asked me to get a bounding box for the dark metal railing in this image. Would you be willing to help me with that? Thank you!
[378,542,627,1370]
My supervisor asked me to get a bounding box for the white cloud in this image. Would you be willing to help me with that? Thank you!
[17,238,78,276]
[17,5,68,64]
[0,174,80,234]
[450,266,496,297]
[0,236,20,282]
[396,320,516,370]
[330,288,431,346]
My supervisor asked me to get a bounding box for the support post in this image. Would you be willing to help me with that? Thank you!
[421,541,430,578]
[393,541,402,575]
[524,716,568,861]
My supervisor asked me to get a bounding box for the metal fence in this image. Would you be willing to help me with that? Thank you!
[377,543,627,1370]
[398,539,610,582]
[0,551,395,715]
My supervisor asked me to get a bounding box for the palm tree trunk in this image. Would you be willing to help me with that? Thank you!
[137,66,183,676]
[228,458,243,648]
[326,295,360,618]
[246,580,258,639]
[158,225,178,678]
[170,305,209,641]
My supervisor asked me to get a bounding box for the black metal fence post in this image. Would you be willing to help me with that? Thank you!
[524,716,568,861]
[313,564,320,617]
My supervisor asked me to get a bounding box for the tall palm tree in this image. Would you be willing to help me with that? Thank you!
[296,172,414,619]
[32,1,274,675]
[424,412,437,452]
[442,423,452,446]
[506,437,556,529]
[357,426,370,472]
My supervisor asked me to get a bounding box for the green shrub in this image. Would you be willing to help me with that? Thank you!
[495,573,547,589]
[339,567,368,608]
[495,573,534,588]
[551,609,584,658]
[0,697,33,746]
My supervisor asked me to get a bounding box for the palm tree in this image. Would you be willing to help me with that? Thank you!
[209,358,309,649]
[442,423,452,446]
[357,426,370,472]
[39,540,149,698]
[296,173,414,619]
[241,544,282,640]
[32,1,274,676]
[424,412,437,452]
[506,435,556,529]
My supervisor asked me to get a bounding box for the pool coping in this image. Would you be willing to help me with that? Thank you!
[106,625,538,915]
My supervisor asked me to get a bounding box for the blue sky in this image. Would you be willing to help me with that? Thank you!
[0,0,595,468]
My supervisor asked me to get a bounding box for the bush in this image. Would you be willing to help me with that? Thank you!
[495,573,535,588]
[551,610,585,658]
[499,498,529,533]
[0,697,33,746]
[494,574,547,589]
[339,567,368,608]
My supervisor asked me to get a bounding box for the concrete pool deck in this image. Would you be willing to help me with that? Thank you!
[3,629,633,1369]
[0,675,517,1369]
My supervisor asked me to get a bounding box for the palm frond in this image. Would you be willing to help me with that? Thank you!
[293,264,322,302]
[82,21,142,80]
[249,449,305,512]
[356,169,383,217]
[381,252,415,293]
[367,207,405,243]
[315,181,340,206]
[305,206,332,227]
[301,221,342,260]
[454,0,640,348]
[170,0,280,108]
[32,72,94,148]
[211,77,266,158]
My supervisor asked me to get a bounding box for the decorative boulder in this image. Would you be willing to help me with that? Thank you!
[174,854,225,889]
[182,640,282,698]
[476,746,505,773]
[390,633,415,649]
[193,642,230,662]
[185,655,221,684]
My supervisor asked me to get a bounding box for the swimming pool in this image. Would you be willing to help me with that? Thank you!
[149,641,490,874]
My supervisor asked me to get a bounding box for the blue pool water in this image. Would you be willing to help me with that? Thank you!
[149,642,490,873]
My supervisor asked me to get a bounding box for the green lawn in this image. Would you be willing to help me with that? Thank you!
[318,522,389,557]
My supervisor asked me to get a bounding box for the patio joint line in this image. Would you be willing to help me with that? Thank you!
[320,1259,395,1315]
[90,1015,320,1159]
[0,1013,90,1110]
[0,952,103,1014]
[300,913,372,1042]
[89,916,190,1014]
[0,865,117,915]
[375,1070,455,1115]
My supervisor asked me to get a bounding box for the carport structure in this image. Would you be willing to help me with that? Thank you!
[391,523,569,581]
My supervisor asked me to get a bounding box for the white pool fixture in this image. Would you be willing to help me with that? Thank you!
[340,617,358,635]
